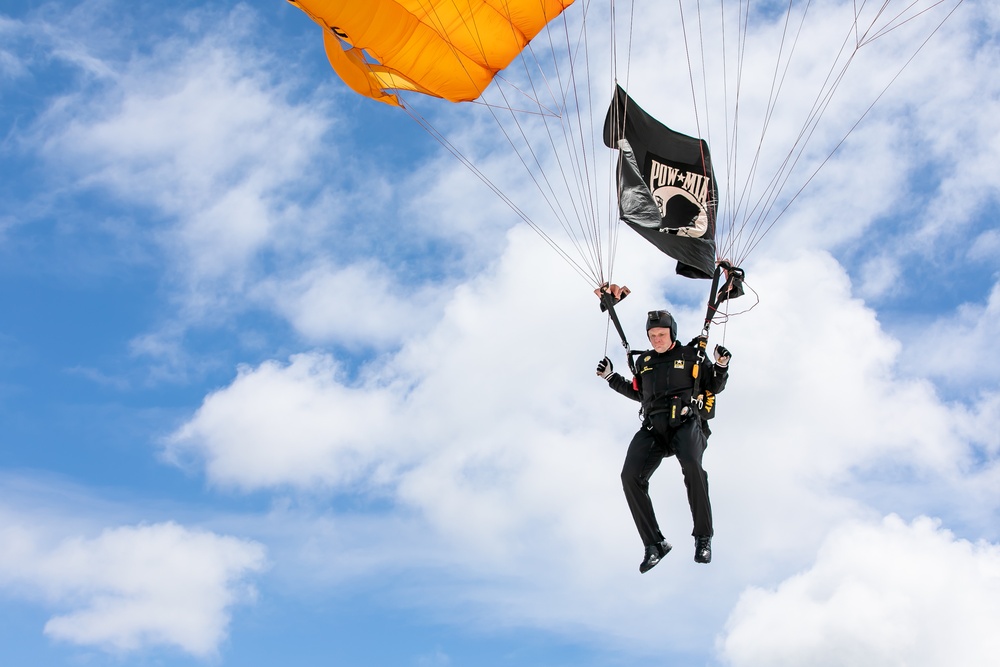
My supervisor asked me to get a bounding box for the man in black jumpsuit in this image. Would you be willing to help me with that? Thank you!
[596,310,731,572]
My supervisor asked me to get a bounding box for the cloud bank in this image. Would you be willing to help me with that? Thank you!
[4,0,999,664]
[0,507,266,656]
[720,514,1000,667]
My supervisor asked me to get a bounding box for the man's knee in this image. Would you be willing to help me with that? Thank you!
[621,466,644,488]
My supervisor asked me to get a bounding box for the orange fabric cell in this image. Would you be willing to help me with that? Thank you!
[290,0,575,104]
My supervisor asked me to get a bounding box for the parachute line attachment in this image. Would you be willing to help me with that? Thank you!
[598,285,636,375]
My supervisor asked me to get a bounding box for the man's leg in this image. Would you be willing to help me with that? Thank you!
[671,419,713,538]
[621,427,671,546]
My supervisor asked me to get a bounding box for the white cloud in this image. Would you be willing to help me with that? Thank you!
[165,352,398,491]
[22,0,986,360]
[12,0,998,661]
[21,4,502,359]
[841,5,1000,299]
[0,18,28,80]
[252,260,446,347]
[719,514,1000,667]
[155,0,1000,659]
[969,227,1000,263]
[166,220,1000,654]
[20,5,359,356]
[857,253,902,301]
[0,509,266,657]
[903,279,1000,388]
[36,24,330,286]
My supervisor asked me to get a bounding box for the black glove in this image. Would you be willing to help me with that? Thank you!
[596,356,614,379]
[714,345,732,367]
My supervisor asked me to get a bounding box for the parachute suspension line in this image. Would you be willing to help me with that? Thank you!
[408,0,497,100]
[512,0,617,290]
[604,0,636,290]
[741,0,886,265]
[606,90,629,283]
[738,0,966,262]
[542,9,611,281]
[453,0,611,285]
[314,0,555,230]
[714,0,738,267]
[716,290,730,347]
[579,2,606,280]
[399,0,633,290]
[723,0,753,263]
[730,0,915,265]
[713,0,759,265]
[504,47,603,281]
[725,0,813,265]
[392,0,634,294]
[711,0,763,269]
[693,0,715,185]
[543,9,604,279]
[458,8,604,284]
[715,0,964,268]
[552,1,607,284]
[696,0,754,268]
[676,0,716,265]
[408,0,601,284]
[863,0,956,44]
[725,0,854,264]
[399,102,596,287]
[602,311,613,359]
[527,6,604,268]
[676,0,705,144]
[471,77,562,117]
[605,0,619,291]
[572,0,615,266]
[692,0,710,146]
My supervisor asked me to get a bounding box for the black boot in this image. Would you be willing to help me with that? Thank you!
[639,540,672,573]
[694,535,712,564]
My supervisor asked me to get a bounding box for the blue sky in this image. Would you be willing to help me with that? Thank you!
[2,1,999,666]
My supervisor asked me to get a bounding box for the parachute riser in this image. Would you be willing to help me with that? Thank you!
[701,264,724,341]
[600,291,637,376]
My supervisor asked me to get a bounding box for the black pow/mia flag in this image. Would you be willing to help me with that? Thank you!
[603,85,717,279]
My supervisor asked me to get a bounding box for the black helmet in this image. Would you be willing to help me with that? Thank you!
[646,309,677,341]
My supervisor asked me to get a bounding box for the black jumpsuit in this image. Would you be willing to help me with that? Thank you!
[606,343,728,546]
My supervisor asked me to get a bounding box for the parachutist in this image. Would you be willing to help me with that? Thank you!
[596,310,731,569]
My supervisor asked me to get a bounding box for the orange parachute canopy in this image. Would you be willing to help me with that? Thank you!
[288,0,575,106]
